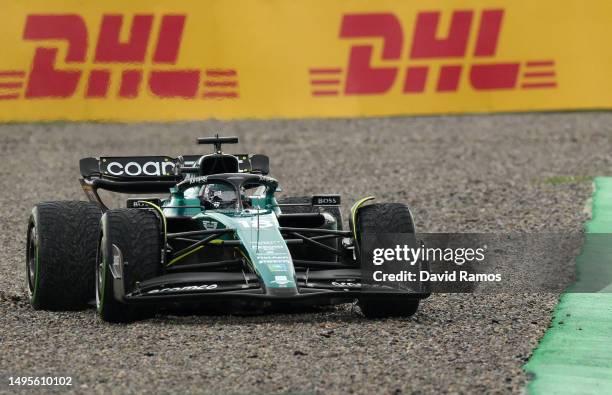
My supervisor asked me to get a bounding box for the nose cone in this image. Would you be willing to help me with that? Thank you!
[231,212,298,295]
[266,287,299,297]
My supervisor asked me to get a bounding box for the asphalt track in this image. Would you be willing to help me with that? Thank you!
[0,113,609,394]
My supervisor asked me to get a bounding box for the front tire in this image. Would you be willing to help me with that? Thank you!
[355,203,421,318]
[96,209,162,323]
[26,201,101,310]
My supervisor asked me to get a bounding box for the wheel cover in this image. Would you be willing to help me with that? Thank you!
[95,237,105,310]
[26,224,37,297]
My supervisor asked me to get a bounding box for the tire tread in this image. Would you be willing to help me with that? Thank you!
[32,201,101,310]
[356,203,420,318]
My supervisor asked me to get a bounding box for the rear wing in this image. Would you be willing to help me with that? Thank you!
[79,154,269,209]
[80,155,248,178]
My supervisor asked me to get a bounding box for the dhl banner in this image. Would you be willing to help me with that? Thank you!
[0,0,611,121]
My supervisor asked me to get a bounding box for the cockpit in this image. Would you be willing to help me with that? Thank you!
[197,180,269,211]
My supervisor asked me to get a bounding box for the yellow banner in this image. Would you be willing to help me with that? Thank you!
[0,0,611,121]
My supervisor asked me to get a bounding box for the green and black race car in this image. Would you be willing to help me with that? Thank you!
[26,136,429,322]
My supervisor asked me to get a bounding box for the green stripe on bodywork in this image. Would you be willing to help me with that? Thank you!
[524,177,612,394]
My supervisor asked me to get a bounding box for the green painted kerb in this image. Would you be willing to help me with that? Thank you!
[524,177,612,394]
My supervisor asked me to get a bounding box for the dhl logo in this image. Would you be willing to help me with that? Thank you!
[309,10,558,96]
[0,14,239,101]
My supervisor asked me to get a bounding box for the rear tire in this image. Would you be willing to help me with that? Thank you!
[26,201,101,310]
[97,209,161,323]
[356,203,421,318]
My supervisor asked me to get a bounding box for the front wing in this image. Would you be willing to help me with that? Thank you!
[109,267,430,307]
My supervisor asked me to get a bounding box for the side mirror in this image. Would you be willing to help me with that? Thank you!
[250,154,270,175]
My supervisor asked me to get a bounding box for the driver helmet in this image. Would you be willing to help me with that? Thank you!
[200,183,238,209]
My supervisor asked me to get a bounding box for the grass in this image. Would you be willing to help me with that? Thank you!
[542,175,593,185]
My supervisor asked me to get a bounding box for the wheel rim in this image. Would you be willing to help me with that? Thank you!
[95,237,104,310]
[26,224,37,296]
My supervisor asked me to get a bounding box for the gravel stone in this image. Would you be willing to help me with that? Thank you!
[1,113,609,394]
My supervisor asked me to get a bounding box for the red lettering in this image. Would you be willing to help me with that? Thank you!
[23,14,87,62]
[437,65,462,91]
[23,14,87,98]
[95,15,153,63]
[86,69,110,98]
[470,63,519,90]
[119,70,142,98]
[411,11,473,59]
[25,49,80,98]
[153,15,186,64]
[149,70,200,98]
[474,10,503,57]
[403,66,428,93]
[340,13,403,94]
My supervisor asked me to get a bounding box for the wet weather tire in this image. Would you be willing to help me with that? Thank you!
[355,203,421,318]
[97,209,161,323]
[26,201,102,310]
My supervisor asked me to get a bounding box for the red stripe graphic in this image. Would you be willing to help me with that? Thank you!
[0,71,25,77]
[312,90,339,96]
[203,92,239,98]
[0,94,19,100]
[206,69,237,77]
[309,68,342,74]
[525,60,555,67]
[0,82,23,88]
[524,71,556,78]
[522,82,557,89]
[311,79,341,85]
[203,81,238,87]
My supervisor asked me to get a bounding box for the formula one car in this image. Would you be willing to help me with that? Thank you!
[26,136,429,322]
